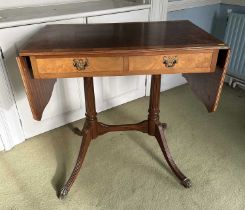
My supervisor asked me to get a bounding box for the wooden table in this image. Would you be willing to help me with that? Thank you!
[17,21,230,199]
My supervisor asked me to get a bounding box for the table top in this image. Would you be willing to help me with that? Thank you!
[19,20,227,56]
[16,20,230,122]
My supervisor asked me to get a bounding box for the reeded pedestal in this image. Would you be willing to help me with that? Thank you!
[59,75,191,199]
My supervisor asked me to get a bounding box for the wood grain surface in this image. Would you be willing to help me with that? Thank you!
[28,49,219,78]
[183,49,230,112]
[30,55,124,78]
[19,21,227,56]
[129,50,214,73]
[16,56,56,121]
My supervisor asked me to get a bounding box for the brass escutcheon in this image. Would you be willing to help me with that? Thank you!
[73,58,89,71]
[163,56,178,68]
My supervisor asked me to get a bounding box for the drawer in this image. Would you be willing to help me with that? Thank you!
[30,56,124,78]
[128,50,217,74]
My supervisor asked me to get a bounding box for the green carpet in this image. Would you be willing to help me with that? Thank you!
[0,84,245,210]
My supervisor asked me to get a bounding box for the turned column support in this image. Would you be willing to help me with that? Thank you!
[84,77,98,139]
[148,75,161,135]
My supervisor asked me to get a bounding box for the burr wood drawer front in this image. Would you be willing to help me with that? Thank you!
[30,56,124,78]
[128,50,218,73]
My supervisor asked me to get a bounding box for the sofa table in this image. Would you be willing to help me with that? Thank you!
[16,21,230,199]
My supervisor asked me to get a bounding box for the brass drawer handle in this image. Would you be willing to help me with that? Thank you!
[163,56,178,68]
[73,58,89,71]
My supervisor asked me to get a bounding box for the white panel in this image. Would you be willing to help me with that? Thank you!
[0,52,25,150]
[87,9,149,23]
[150,0,168,21]
[93,75,146,113]
[0,0,151,11]
[0,17,86,138]
[0,0,97,10]
[87,9,149,112]
[146,74,187,95]
[160,74,187,91]
[0,1,150,29]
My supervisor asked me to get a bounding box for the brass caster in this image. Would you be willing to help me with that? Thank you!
[59,186,69,200]
[182,178,192,188]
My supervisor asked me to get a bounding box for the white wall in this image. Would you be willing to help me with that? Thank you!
[0,0,97,10]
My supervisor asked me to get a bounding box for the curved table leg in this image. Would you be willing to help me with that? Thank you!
[154,122,191,188]
[59,129,92,199]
